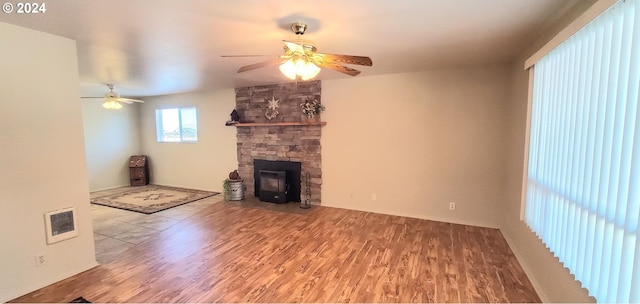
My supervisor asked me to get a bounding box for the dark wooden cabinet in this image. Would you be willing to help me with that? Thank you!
[129,155,149,186]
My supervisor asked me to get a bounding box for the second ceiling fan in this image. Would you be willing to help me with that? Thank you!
[223,22,373,80]
[81,84,144,110]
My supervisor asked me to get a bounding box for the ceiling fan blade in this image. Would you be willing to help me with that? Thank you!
[238,57,289,73]
[316,53,373,66]
[283,40,305,53]
[118,98,144,103]
[221,55,279,57]
[315,61,361,76]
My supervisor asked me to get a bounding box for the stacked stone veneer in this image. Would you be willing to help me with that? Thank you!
[235,80,322,204]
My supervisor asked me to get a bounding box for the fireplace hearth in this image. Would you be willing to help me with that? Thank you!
[254,159,301,203]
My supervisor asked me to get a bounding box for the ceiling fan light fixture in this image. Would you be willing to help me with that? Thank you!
[279,59,298,80]
[300,61,320,80]
[279,58,321,81]
[102,99,123,110]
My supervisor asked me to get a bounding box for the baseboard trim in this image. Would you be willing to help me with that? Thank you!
[319,203,499,229]
[4,261,99,303]
[500,228,549,302]
[90,185,130,192]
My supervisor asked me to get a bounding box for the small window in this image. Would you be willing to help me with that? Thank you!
[155,107,198,142]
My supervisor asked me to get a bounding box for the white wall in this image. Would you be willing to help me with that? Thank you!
[0,22,97,302]
[82,101,142,191]
[321,65,510,228]
[139,89,237,192]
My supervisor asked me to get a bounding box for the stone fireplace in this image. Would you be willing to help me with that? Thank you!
[234,81,322,204]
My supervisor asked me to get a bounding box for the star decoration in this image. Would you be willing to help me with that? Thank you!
[267,96,280,110]
[265,96,280,120]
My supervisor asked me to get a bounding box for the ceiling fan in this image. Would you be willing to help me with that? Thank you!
[81,84,144,110]
[223,22,373,80]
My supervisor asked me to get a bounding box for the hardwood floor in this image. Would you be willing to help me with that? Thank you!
[90,186,222,264]
[12,200,540,303]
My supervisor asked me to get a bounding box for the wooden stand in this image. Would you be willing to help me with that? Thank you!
[129,155,149,186]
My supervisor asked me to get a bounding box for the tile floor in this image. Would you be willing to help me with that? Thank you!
[90,186,222,264]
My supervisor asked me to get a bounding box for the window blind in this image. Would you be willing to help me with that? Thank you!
[525,0,639,302]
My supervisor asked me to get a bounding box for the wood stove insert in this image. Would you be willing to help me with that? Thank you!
[258,170,287,203]
[253,159,301,203]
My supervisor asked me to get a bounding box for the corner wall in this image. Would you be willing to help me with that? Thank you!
[82,101,142,191]
[0,22,98,302]
[321,65,510,228]
[139,89,237,192]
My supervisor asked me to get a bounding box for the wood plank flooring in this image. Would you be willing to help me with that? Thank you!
[12,201,540,303]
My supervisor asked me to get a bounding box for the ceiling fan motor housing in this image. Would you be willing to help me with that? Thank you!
[105,92,119,99]
[292,22,307,35]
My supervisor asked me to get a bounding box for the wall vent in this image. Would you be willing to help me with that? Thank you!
[44,207,78,244]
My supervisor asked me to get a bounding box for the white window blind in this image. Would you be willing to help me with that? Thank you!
[525,0,639,302]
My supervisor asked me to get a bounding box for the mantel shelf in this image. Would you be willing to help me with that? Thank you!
[226,121,326,127]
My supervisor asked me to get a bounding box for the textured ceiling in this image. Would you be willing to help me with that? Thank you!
[0,0,579,97]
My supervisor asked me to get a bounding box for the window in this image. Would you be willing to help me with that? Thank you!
[524,1,639,302]
[155,107,198,142]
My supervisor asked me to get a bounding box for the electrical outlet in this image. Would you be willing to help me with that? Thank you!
[372,193,377,201]
[35,253,47,267]
[449,202,456,210]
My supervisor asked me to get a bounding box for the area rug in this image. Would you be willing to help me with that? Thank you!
[91,185,219,214]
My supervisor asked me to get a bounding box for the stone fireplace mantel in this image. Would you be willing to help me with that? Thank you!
[228,121,326,127]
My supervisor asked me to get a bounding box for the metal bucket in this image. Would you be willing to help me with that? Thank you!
[228,181,244,201]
